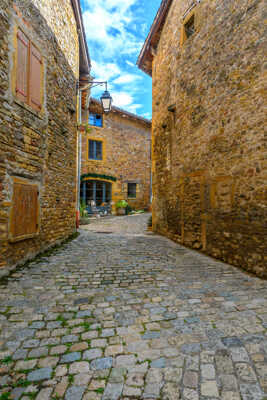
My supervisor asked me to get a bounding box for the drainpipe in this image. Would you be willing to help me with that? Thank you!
[76,89,82,229]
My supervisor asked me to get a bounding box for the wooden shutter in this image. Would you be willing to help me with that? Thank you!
[95,114,103,127]
[89,114,95,126]
[16,29,29,102]
[10,180,39,241]
[29,44,42,111]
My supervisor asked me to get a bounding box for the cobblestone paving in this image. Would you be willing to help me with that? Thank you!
[0,214,266,400]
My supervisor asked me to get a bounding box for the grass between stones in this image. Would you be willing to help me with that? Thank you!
[56,315,67,327]
[15,379,31,387]
[0,376,36,399]
[95,387,104,393]
[0,356,12,365]
[81,322,91,330]
[0,393,12,400]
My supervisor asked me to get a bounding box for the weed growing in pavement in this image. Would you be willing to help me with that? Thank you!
[0,356,12,365]
[95,388,104,393]
[0,393,12,400]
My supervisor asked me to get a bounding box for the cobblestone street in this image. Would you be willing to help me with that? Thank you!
[0,214,266,400]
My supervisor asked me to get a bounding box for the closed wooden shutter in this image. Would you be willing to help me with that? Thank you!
[95,114,103,127]
[29,44,42,111]
[16,29,29,102]
[10,180,39,241]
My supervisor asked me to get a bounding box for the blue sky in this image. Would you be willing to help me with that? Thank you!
[80,0,162,120]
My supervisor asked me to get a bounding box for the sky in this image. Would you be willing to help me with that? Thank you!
[80,0,162,120]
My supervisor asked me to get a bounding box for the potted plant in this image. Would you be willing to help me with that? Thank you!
[115,200,128,215]
[79,201,90,225]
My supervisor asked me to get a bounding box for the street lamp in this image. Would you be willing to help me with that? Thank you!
[100,87,112,113]
[87,81,112,113]
[78,80,112,113]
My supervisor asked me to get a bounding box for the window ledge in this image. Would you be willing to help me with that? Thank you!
[14,98,44,120]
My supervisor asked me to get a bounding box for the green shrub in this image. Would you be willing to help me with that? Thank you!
[125,205,132,215]
[0,393,12,400]
[79,200,88,218]
[115,200,128,209]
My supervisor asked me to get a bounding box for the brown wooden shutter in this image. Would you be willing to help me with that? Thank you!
[16,29,29,102]
[29,44,42,111]
[10,181,39,241]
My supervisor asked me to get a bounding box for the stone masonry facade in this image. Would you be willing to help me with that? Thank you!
[0,0,88,270]
[81,99,151,212]
[138,0,266,277]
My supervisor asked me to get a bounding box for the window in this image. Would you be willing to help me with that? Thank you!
[180,12,196,46]
[128,183,137,199]
[81,180,112,207]
[89,113,103,127]
[184,15,195,39]
[9,178,39,242]
[16,28,43,112]
[88,139,103,160]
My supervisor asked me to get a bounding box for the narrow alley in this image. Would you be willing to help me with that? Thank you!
[0,214,266,399]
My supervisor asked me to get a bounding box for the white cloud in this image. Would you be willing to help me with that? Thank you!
[142,112,152,119]
[126,60,135,67]
[82,0,151,117]
[83,0,141,58]
[84,0,136,12]
[111,93,145,116]
[91,60,121,81]
[111,92,134,108]
[127,104,143,113]
[113,74,141,85]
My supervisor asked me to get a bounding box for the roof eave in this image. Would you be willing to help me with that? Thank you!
[90,99,152,126]
[71,0,91,77]
[137,0,173,76]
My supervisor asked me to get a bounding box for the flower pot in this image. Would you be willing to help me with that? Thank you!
[116,207,126,215]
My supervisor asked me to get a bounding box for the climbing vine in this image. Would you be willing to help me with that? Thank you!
[81,173,117,182]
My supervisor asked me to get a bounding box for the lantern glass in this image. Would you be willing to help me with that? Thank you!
[100,90,112,113]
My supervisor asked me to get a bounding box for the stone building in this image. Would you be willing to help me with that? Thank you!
[138,0,266,277]
[80,99,151,213]
[0,0,90,271]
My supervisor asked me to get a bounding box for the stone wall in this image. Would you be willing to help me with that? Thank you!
[81,104,151,211]
[151,0,266,277]
[31,0,79,77]
[0,0,79,270]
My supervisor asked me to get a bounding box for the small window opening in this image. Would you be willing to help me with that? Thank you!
[89,113,103,127]
[128,183,137,199]
[184,15,195,39]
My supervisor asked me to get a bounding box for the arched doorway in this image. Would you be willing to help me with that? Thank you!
[80,180,112,214]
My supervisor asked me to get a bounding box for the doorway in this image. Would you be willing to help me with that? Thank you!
[81,180,112,213]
